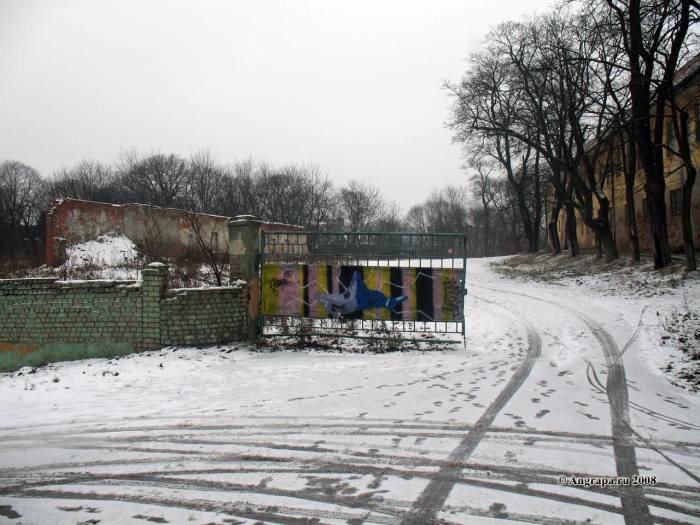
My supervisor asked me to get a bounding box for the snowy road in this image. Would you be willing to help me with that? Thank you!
[1,258,699,525]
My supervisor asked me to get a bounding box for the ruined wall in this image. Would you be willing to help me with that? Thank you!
[161,286,247,346]
[0,264,248,372]
[46,199,306,267]
[46,199,230,266]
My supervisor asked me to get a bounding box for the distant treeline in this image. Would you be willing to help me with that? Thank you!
[0,149,535,269]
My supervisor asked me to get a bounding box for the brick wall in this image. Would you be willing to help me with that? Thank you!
[46,199,306,268]
[161,287,246,346]
[0,264,248,372]
[46,199,231,266]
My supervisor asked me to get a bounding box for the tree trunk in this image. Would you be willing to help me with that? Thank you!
[598,223,619,263]
[549,198,563,254]
[503,152,536,254]
[577,145,619,262]
[514,184,535,254]
[675,106,697,272]
[626,197,641,263]
[532,151,542,253]
[565,203,580,257]
[483,210,492,257]
[623,140,641,263]
[595,232,602,260]
[645,176,672,269]
[590,191,620,263]
[592,199,619,263]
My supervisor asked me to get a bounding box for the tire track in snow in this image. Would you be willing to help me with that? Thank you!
[3,290,697,523]
[7,418,698,455]
[4,423,700,525]
[11,464,697,525]
[401,304,542,524]
[8,452,700,520]
[586,361,700,431]
[3,413,699,522]
[575,308,654,525]
[473,283,655,525]
[13,487,403,525]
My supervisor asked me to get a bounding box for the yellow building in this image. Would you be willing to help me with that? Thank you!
[558,54,700,255]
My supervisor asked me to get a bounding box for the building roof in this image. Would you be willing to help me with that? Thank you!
[673,51,700,88]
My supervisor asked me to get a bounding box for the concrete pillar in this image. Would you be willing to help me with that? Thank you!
[140,262,168,350]
[229,215,261,340]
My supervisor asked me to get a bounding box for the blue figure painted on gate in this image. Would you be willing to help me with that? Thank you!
[314,271,408,317]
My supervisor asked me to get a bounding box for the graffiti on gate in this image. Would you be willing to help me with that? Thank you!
[261,264,463,322]
[268,269,294,296]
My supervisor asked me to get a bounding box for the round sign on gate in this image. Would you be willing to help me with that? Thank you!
[447,248,453,255]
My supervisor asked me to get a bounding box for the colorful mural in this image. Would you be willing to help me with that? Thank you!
[261,265,464,322]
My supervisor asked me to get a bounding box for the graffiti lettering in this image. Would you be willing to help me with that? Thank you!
[269,277,293,296]
[442,278,462,320]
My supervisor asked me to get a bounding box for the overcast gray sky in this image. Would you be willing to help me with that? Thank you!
[0,0,554,211]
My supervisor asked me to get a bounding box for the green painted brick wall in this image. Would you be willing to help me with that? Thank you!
[161,287,247,346]
[0,266,248,372]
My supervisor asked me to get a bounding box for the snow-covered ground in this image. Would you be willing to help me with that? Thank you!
[1,257,699,525]
[21,229,228,288]
[62,229,141,281]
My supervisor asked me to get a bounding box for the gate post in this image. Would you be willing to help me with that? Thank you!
[229,215,261,340]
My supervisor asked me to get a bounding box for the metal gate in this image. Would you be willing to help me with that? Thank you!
[259,231,467,344]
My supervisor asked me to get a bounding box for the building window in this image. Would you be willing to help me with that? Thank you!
[613,148,622,177]
[642,198,650,222]
[667,119,676,155]
[670,188,682,216]
[637,147,642,170]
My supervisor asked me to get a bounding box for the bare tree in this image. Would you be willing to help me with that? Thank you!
[420,185,470,234]
[218,158,261,218]
[117,150,189,208]
[374,200,404,232]
[186,150,225,214]
[469,161,499,256]
[447,11,622,260]
[340,179,383,232]
[0,160,46,264]
[667,76,699,271]
[405,204,428,233]
[0,161,45,230]
[592,0,699,268]
[255,163,339,229]
[49,159,117,203]
[184,211,229,287]
[446,27,560,255]
[301,164,341,231]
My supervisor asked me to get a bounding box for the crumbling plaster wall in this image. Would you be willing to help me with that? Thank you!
[46,199,231,266]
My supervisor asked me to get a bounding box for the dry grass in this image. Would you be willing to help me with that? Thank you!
[491,250,699,297]
[660,304,700,392]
